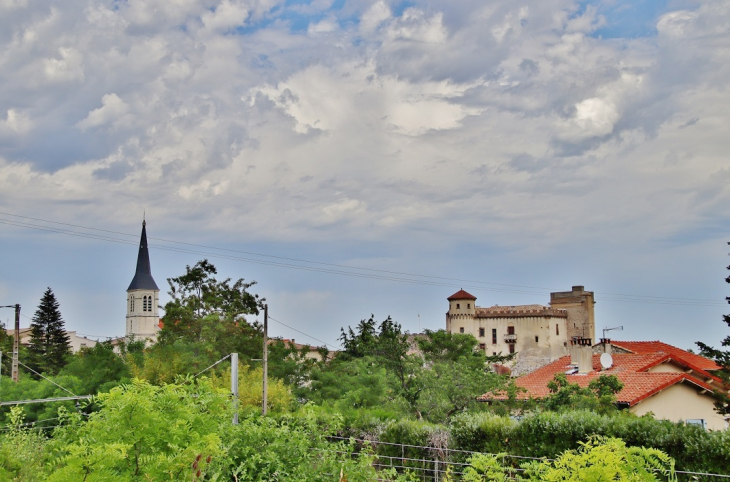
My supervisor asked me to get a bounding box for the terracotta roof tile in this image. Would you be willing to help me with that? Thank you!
[480,343,723,407]
[611,341,720,371]
[448,289,477,300]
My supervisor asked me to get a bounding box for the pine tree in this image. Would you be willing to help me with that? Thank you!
[27,288,71,375]
[696,252,730,415]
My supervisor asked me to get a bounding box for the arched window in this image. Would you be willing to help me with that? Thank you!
[131,296,135,312]
[143,295,149,312]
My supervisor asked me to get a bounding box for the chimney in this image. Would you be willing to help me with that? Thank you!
[599,338,612,355]
[571,337,593,374]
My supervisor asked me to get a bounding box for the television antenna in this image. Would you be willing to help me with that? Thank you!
[602,325,623,339]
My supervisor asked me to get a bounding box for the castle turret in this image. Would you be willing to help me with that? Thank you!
[125,219,160,342]
[446,289,477,334]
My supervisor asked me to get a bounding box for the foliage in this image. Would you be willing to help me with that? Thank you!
[544,373,623,414]
[58,341,131,395]
[449,410,730,478]
[696,255,730,415]
[210,363,293,414]
[27,288,70,376]
[520,436,676,481]
[158,259,264,365]
[47,379,230,481]
[418,358,505,422]
[0,407,50,482]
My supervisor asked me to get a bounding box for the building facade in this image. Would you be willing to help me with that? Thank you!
[445,286,595,364]
[125,220,160,342]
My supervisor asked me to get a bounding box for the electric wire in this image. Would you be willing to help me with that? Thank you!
[17,360,78,397]
[268,315,339,350]
[192,354,231,379]
[0,212,726,307]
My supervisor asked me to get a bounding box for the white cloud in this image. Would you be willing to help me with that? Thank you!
[76,93,130,130]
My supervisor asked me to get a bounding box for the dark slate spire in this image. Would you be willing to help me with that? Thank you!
[127,219,159,291]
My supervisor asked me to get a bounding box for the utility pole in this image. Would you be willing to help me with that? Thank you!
[231,353,239,425]
[12,304,19,382]
[262,304,268,416]
[1,305,19,383]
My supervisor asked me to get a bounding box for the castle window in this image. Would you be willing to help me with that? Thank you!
[535,336,539,343]
[456,303,460,309]
[507,326,515,335]
[459,327,464,333]
[479,343,486,350]
[467,303,471,309]
[492,328,497,344]
[509,344,515,354]
[479,328,485,337]
[556,324,559,336]
[131,296,135,312]
[143,295,148,312]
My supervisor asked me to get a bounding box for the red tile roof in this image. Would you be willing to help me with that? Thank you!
[480,342,724,407]
[611,341,720,371]
[448,289,477,300]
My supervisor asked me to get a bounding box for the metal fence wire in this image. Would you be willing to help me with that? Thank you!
[325,435,730,481]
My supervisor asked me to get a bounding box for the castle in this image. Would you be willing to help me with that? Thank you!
[125,219,161,342]
[446,286,595,366]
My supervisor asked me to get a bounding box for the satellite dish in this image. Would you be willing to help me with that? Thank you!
[600,353,613,370]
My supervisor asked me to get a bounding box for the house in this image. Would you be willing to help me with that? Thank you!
[5,327,98,353]
[446,286,595,374]
[479,338,729,430]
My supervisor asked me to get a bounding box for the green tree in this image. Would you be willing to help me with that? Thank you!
[155,260,264,374]
[543,373,623,414]
[27,288,70,376]
[696,253,730,415]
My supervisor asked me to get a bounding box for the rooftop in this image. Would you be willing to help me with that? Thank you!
[480,341,724,407]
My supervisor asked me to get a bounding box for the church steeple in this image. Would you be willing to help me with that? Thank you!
[127,219,159,291]
[126,218,160,342]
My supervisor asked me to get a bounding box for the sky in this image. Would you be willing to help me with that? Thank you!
[0,0,729,353]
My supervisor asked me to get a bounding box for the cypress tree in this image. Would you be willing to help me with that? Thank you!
[28,288,71,375]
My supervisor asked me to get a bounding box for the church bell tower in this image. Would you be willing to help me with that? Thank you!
[126,219,160,342]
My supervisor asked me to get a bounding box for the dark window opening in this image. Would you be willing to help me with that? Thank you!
[556,324,559,335]
[509,344,515,354]
[456,303,460,309]
[493,352,497,356]
[479,328,485,337]
[459,327,464,334]
[467,303,471,309]
[492,328,497,344]
[507,326,515,335]
[535,335,539,343]
[479,343,486,350]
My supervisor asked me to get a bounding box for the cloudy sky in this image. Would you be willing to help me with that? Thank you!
[1,0,729,352]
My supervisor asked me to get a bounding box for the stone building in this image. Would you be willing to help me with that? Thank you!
[125,219,161,342]
[445,286,595,369]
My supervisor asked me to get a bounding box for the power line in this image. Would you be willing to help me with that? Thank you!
[17,360,78,397]
[268,315,340,350]
[0,212,726,307]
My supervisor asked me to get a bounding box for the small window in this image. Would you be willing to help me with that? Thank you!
[479,328,485,337]
[492,328,497,344]
[535,336,539,343]
[493,352,497,356]
[459,327,465,334]
[131,297,135,312]
[479,343,486,350]
[144,295,149,312]
[556,324,559,336]
[686,419,706,430]
[507,326,515,335]
[456,303,460,309]
[467,303,471,309]
[509,344,515,354]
